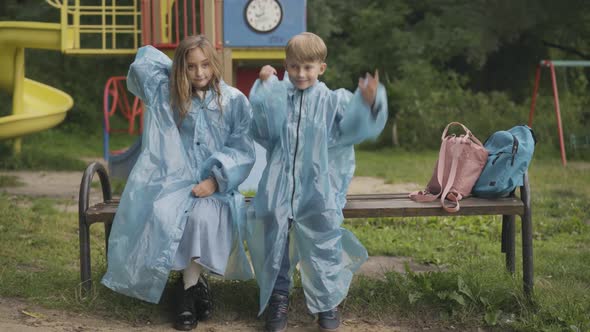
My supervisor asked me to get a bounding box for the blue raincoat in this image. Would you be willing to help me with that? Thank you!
[246,75,388,314]
[101,46,255,303]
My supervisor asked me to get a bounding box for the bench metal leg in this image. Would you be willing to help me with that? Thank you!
[521,212,533,296]
[502,215,516,274]
[79,218,92,293]
[521,173,534,297]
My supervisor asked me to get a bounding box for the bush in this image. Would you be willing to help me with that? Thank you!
[367,61,590,161]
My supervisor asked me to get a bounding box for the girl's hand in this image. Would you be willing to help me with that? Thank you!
[192,177,218,197]
[259,65,277,81]
[359,69,379,108]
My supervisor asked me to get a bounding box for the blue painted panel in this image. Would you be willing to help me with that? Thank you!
[223,0,306,47]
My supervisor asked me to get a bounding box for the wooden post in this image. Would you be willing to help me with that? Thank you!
[202,0,216,44]
[202,0,232,84]
[223,48,233,84]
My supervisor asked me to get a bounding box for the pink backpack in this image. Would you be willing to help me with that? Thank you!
[410,122,488,212]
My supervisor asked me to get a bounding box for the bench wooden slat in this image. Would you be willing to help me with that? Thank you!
[343,197,523,218]
[85,195,524,224]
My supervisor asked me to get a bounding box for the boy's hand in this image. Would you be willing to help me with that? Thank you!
[259,65,277,81]
[359,70,379,108]
[192,177,218,198]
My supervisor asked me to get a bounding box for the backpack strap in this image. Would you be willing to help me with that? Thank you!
[439,138,465,213]
[408,190,439,202]
[409,132,449,202]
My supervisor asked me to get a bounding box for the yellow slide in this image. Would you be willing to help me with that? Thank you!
[0,21,74,144]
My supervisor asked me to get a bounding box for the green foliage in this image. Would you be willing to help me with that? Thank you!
[21,48,135,131]
[309,0,590,153]
[0,0,59,22]
[348,269,521,328]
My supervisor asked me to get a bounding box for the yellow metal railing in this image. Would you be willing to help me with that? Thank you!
[46,0,141,54]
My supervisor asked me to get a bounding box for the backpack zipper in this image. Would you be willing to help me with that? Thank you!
[511,134,519,166]
[490,135,520,166]
[492,153,503,165]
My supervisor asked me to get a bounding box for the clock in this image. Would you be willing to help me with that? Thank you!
[244,0,283,33]
[223,0,304,47]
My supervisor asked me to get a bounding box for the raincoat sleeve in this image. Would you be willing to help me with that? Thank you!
[328,83,388,147]
[126,45,172,105]
[201,93,256,193]
[249,74,288,151]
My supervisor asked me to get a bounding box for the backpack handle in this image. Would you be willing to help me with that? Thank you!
[442,122,484,147]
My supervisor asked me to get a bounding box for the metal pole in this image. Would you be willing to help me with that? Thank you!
[548,62,567,166]
[528,64,541,127]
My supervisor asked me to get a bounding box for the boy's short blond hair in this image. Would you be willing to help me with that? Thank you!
[286,32,327,63]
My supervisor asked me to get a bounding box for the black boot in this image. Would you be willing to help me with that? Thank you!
[174,285,199,331]
[264,292,289,332]
[194,275,213,321]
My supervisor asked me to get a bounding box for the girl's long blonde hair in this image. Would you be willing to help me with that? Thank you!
[170,35,223,119]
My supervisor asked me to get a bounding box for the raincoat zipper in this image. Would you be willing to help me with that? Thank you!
[291,92,304,217]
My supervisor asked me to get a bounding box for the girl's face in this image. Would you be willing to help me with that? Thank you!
[186,48,212,90]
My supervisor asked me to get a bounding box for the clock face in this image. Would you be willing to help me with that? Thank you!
[244,0,283,33]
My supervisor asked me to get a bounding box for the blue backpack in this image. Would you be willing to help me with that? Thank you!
[472,125,536,197]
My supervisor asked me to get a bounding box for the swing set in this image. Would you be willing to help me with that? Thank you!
[528,60,590,166]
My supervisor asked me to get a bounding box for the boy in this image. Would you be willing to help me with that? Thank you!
[246,32,388,332]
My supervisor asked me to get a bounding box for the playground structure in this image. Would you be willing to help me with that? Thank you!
[0,1,304,187]
[0,22,75,153]
[97,0,302,188]
[528,60,590,167]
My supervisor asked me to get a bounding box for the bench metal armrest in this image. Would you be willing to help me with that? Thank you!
[79,162,112,218]
[78,162,112,294]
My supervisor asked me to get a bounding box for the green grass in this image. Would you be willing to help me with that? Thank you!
[0,120,138,171]
[345,148,590,331]
[0,174,24,187]
[0,138,589,330]
[355,148,437,184]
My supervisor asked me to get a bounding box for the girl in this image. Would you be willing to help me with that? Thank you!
[101,35,255,331]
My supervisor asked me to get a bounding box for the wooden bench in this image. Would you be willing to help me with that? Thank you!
[78,162,533,297]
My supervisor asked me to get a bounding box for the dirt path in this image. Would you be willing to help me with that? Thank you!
[0,170,438,331]
[0,171,421,199]
[1,297,423,332]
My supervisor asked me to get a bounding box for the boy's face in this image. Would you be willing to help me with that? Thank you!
[186,48,212,90]
[285,60,327,90]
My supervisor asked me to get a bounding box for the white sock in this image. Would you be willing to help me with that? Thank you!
[183,260,203,290]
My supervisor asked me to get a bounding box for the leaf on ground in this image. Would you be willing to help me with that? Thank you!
[21,310,44,319]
